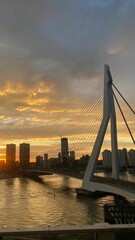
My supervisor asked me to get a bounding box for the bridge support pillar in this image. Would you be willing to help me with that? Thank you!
[82,65,119,192]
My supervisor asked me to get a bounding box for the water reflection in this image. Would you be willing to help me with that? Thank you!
[97,171,135,182]
[0,173,134,228]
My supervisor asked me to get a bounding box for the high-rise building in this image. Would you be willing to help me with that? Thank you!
[128,149,135,167]
[70,151,75,161]
[44,153,48,168]
[102,149,112,168]
[44,153,48,161]
[19,143,30,169]
[6,144,16,169]
[61,137,69,161]
[118,149,128,168]
[122,148,128,166]
[36,155,43,169]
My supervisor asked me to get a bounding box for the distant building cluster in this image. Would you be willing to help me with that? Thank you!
[43,138,75,169]
[0,137,135,176]
[102,148,135,169]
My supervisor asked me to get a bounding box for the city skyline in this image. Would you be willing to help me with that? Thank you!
[2,139,135,164]
[0,1,134,161]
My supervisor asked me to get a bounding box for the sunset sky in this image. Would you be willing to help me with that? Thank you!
[0,0,134,161]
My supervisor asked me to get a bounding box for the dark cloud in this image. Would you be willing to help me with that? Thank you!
[0,0,135,86]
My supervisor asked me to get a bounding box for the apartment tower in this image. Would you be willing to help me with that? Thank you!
[19,143,30,169]
[6,143,16,170]
[61,137,69,161]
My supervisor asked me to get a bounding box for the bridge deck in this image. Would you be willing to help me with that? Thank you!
[93,176,135,192]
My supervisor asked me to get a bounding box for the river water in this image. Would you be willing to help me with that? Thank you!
[0,172,134,228]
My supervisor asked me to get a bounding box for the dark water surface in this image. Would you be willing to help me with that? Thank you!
[0,172,134,228]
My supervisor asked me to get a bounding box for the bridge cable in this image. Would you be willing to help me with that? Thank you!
[112,83,135,115]
[67,89,103,156]
[68,92,103,147]
[62,78,104,138]
[49,78,104,169]
[73,100,103,155]
[60,79,104,153]
[113,90,135,145]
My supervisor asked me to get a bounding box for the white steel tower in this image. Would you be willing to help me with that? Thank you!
[82,65,119,191]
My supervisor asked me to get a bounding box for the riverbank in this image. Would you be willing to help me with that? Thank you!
[51,169,84,180]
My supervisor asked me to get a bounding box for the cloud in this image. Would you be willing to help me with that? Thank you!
[0,0,134,159]
[0,1,135,85]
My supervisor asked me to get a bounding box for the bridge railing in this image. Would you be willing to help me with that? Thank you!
[0,224,135,240]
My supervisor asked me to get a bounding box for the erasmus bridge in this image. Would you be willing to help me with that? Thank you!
[22,65,135,200]
[48,64,135,200]
[80,65,135,199]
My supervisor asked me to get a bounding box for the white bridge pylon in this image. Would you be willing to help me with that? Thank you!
[82,65,135,199]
